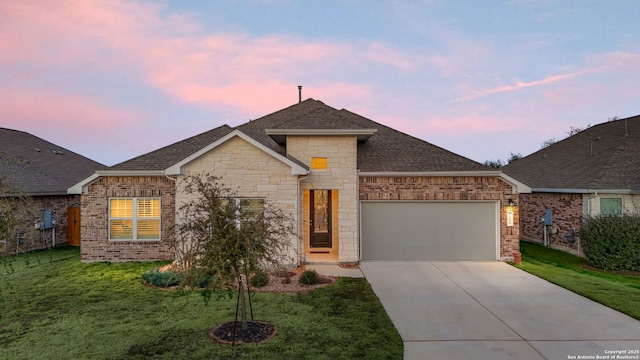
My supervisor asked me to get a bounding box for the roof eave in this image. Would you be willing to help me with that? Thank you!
[358,171,531,194]
[359,170,502,176]
[532,188,640,195]
[1,191,71,197]
[265,128,377,145]
[67,170,167,194]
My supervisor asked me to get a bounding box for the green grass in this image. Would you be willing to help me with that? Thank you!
[0,247,402,360]
[515,241,640,320]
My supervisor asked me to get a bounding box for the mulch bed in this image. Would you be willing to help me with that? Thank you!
[209,321,277,345]
[142,265,339,292]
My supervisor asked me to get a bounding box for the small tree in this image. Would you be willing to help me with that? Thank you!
[1,154,39,319]
[0,153,39,255]
[506,152,522,164]
[540,137,557,149]
[483,159,504,168]
[172,174,294,331]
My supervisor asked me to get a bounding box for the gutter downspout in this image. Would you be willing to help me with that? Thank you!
[165,175,178,263]
[582,192,598,257]
[357,169,361,262]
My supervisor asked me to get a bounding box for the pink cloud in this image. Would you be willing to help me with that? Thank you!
[449,67,605,103]
[143,34,411,114]
[0,89,141,131]
[448,50,640,104]
[1,0,416,116]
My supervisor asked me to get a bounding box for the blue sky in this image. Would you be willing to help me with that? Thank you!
[2,0,639,166]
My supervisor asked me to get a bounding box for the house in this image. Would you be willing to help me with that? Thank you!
[0,128,106,253]
[69,99,529,263]
[503,115,640,255]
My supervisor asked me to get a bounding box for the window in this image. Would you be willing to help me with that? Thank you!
[109,198,160,240]
[239,198,265,220]
[221,198,265,226]
[311,157,327,170]
[600,197,622,216]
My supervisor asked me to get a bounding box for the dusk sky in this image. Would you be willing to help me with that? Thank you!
[2,1,639,166]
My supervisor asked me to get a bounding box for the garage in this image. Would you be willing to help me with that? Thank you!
[361,201,498,260]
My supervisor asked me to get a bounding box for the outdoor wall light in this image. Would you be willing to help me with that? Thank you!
[508,198,515,207]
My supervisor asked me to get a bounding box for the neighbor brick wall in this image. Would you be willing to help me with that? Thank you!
[359,176,520,260]
[81,176,175,262]
[1,195,79,254]
[519,192,583,252]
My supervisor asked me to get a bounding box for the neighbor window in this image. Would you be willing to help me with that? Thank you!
[600,197,622,216]
[109,198,161,240]
[311,157,328,170]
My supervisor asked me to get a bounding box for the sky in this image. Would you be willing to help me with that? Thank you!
[2,0,639,166]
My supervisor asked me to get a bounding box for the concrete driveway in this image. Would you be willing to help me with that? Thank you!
[360,261,640,360]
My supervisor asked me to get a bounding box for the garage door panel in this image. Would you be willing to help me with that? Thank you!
[361,202,497,260]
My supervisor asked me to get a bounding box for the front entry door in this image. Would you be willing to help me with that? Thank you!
[310,190,332,248]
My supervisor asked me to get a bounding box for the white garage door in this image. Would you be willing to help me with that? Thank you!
[361,201,498,260]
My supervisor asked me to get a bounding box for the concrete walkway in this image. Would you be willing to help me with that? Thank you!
[360,261,640,360]
[305,264,364,278]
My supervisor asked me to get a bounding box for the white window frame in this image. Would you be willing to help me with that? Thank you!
[600,197,623,216]
[109,197,161,241]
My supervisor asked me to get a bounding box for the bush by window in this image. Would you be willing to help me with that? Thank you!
[579,213,640,271]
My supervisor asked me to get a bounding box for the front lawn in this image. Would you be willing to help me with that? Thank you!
[515,241,640,320]
[0,247,402,360]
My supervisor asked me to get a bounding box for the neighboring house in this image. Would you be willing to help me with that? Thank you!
[503,115,640,255]
[69,99,529,263]
[0,128,106,253]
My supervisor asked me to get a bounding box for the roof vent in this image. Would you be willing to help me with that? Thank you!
[589,136,601,156]
[298,85,302,103]
[35,148,41,152]
[51,150,64,155]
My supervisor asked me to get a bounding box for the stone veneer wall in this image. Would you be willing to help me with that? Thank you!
[181,136,300,263]
[359,176,520,260]
[286,136,359,263]
[2,195,79,254]
[81,176,175,262]
[519,192,583,254]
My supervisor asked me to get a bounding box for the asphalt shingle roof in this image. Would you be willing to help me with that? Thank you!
[111,125,234,170]
[0,128,106,195]
[503,115,640,191]
[108,99,489,173]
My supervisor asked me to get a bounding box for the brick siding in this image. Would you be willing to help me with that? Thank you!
[519,192,583,253]
[81,176,175,262]
[1,195,79,254]
[359,176,520,260]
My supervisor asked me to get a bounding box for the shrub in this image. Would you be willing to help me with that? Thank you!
[579,214,640,271]
[249,271,270,288]
[298,270,319,285]
[197,275,214,288]
[142,269,183,288]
